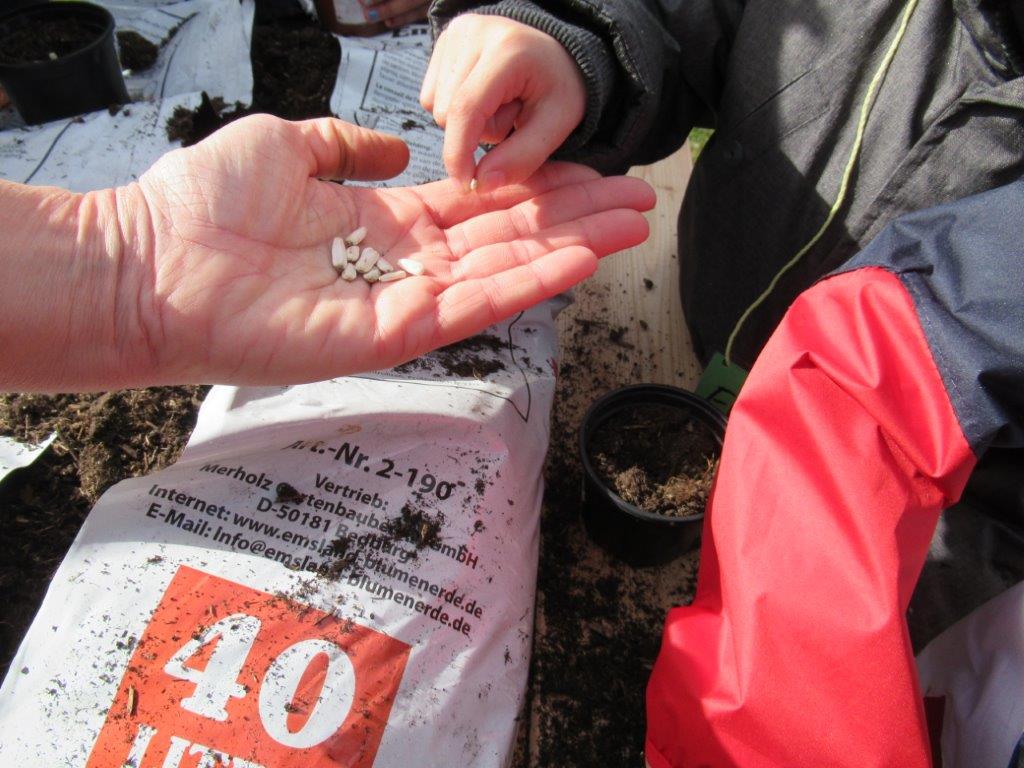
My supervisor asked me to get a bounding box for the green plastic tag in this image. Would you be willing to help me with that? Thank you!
[696,352,748,416]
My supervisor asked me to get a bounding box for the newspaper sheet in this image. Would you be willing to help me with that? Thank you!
[331,29,480,187]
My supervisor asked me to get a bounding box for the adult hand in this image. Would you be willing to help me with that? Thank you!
[362,0,429,28]
[0,115,652,391]
[420,15,586,193]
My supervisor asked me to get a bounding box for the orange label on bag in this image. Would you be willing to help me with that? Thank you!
[86,565,410,767]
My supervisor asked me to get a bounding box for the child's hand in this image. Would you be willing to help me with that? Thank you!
[420,15,586,193]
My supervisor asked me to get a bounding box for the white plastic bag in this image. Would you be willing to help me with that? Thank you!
[917,580,1024,768]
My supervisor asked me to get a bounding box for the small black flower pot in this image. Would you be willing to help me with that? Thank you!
[579,385,727,567]
[0,1,128,125]
[0,0,47,20]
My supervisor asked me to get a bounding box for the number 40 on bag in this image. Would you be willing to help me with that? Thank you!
[85,566,411,768]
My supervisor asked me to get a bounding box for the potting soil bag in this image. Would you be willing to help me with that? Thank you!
[644,182,1024,767]
[0,304,561,767]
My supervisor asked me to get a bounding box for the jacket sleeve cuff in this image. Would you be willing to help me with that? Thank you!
[429,0,617,155]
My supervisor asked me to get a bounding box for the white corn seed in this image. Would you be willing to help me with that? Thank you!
[341,264,358,281]
[346,244,361,263]
[364,267,382,283]
[354,247,380,274]
[330,237,346,270]
[469,178,478,192]
[376,256,394,273]
[396,258,424,276]
[345,226,367,246]
[377,270,408,283]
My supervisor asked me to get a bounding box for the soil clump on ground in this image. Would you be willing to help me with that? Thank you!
[588,403,719,517]
[116,30,159,71]
[164,3,339,146]
[0,16,100,65]
[165,92,251,147]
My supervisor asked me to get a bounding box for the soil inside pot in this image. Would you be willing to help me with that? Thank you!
[250,14,340,120]
[0,16,103,66]
[587,402,719,517]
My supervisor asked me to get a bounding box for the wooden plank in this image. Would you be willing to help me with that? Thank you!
[564,146,701,390]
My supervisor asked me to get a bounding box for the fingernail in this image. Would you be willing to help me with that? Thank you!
[477,170,506,193]
[366,8,380,21]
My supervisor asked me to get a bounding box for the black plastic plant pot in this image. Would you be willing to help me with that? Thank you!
[0,1,128,125]
[579,385,728,567]
[0,0,47,20]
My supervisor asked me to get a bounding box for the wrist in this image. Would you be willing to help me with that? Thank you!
[0,180,158,391]
[95,183,162,387]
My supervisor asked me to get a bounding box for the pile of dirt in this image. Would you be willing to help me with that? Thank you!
[0,387,207,676]
[382,503,445,551]
[587,403,719,517]
[250,14,340,120]
[116,30,159,72]
[0,16,100,65]
[164,5,339,146]
[165,92,251,147]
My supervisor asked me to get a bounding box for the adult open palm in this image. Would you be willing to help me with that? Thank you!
[129,115,653,385]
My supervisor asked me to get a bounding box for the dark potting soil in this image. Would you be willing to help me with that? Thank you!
[164,6,339,146]
[275,501,449,607]
[588,403,720,517]
[116,30,159,72]
[0,16,102,66]
[165,92,251,147]
[381,503,444,551]
[250,14,340,120]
